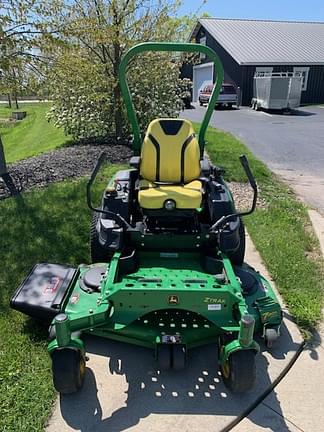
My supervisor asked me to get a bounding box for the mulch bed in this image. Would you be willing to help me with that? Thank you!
[0,143,132,199]
[0,144,266,212]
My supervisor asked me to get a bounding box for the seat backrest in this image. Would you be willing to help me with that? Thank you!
[140,119,200,184]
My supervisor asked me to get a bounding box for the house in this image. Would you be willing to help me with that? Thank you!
[188,18,324,106]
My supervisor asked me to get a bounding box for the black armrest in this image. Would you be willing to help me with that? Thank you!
[129,156,140,169]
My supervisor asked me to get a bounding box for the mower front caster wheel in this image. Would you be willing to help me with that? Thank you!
[264,328,279,349]
[156,344,187,371]
[157,344,172,370]
[172,344,187,371]
[220,349,256,393]
[52,348,86,394]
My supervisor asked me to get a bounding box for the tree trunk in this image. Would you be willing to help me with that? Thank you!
[113,54,123,140]
[112,1,123,140]
[13,92,19,109]
[7,94,12,109]
[94,0,123,140]
[0,136,8,175]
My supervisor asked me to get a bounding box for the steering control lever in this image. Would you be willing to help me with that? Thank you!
[210,155,258,232]
[86,152,131,229]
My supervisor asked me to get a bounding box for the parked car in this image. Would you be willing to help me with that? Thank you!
[199,83,238,108]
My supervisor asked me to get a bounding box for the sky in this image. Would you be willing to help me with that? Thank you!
[178,0,324,22]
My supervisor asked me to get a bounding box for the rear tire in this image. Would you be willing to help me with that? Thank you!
[220,349,256,393]
[52,348,86,394]
[228,219,246,265]
[90,212,113,263]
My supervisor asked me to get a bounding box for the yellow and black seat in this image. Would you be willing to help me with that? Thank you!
[138,118,202,210]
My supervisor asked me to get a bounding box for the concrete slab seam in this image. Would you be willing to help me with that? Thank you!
[261,401,305,432]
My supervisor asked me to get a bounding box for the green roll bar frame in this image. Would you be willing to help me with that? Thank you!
[119,42,224,156]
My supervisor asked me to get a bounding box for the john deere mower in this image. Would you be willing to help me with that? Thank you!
[10,42,282,394]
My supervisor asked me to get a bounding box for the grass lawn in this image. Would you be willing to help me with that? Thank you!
[0,103,71,163]
[0,165,121,431]
[203,125,324,331]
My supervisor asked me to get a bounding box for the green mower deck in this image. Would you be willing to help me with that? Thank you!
[47,251,281,369]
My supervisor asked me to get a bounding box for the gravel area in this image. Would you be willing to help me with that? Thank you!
[0,143,132,199]
[0,145,266,211]
[228,181,267,211]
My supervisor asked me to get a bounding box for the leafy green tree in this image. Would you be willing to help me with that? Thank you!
[0,0,49,106]
[44,0,193,140]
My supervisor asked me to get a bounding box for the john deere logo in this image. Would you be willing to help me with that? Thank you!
[168,295,179,305]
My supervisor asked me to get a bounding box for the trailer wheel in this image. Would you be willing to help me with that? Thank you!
[172,345,186,370]
[90,212,113,263]
[52,348,86,394]
[220,349,256,393]
[157,344,172,370]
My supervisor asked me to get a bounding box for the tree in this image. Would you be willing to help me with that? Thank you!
[0,0,49,106]
[43,0,190,140]
[47,51,115,139]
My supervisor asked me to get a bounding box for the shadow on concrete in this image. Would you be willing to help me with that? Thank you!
[182,103,196,110]
[58,318,301,432]
[250,108,316,117]
[214,105,239,111]
[195,105,239,112]
[306,324,323,362]
[291,109,317,117]
[280,310,323,361]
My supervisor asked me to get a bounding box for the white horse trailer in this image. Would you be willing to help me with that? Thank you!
[251,72,303,111]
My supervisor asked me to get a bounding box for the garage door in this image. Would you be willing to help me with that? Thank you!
[193,62,214,102]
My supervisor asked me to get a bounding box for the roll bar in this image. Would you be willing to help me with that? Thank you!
[119,42,224,156]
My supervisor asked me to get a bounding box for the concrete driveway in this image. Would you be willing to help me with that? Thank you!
[183,105,324,214]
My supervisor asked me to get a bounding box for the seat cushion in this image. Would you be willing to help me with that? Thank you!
[139,180,202,210]
[140,119,200,184]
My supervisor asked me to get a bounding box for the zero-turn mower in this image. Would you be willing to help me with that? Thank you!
[11,42,282,394]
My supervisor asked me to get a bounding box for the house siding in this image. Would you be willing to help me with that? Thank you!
[302,66,324,104]
[195,27,241,87]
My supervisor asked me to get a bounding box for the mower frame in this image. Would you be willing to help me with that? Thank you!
[11,42,283,394]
